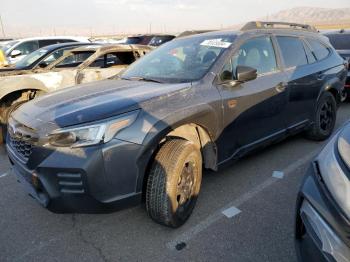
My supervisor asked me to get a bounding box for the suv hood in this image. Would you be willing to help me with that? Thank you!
[13,79,191,131]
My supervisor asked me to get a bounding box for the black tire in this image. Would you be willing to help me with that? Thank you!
[305,92,337,141]
[340,88,348,102]
[146,139,202,228]
[1,100,27,143]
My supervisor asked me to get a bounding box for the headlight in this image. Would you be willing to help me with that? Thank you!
[317,133,350,217]
[47,111,139,148]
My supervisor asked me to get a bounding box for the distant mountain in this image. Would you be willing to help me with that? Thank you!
[264,7,350,25]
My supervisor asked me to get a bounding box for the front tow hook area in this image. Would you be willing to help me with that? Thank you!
[12,167,50,207]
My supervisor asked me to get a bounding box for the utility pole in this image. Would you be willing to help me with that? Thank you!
[0,14,6,38]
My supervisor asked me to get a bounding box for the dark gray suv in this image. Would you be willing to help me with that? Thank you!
[7,22,347,227]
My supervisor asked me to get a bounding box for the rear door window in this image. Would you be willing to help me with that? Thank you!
[307,39,330,61]
[276,36,308,68]
[303,42,317,64]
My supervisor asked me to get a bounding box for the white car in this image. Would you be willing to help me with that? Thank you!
[1,36,91,65]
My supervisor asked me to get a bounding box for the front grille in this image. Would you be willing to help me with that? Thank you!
[9,135,33,159]
[8,118,38,161]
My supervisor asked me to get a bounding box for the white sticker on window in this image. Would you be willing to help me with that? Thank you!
[200,39,232,48]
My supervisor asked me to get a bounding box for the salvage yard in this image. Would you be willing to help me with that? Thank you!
[0,103,349,262]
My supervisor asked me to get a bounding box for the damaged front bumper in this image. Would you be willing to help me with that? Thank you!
[7,138,144,213]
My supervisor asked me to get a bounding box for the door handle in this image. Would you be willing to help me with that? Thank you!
[276,82,287,93]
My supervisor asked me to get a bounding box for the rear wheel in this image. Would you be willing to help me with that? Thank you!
[146,139,202,228]
[305,92,337,141]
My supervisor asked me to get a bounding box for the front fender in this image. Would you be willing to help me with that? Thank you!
[117,102,220,147]
[116,103,220,193]
[0,75,49,100]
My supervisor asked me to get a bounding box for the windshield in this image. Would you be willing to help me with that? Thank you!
[122,34,236,83]
[326,34,350,50]
[15,48,50,68]
[0,40,18,54]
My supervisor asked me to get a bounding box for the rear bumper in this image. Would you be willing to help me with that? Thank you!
[7,138,144,213]
[295,164,350,262]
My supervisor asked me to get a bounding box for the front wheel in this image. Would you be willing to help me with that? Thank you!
[305,92,337,141]
[146,139,202,228]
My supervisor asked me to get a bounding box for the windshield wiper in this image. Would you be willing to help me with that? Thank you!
[127,76,163,83]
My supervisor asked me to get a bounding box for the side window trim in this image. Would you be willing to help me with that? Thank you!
[301,38,317,64]
[270,34,283,71]
[258,35,280,77]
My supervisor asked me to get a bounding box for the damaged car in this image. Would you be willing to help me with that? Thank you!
[0,42,98,73]
[7,22,347,228]
[0,44,153,140]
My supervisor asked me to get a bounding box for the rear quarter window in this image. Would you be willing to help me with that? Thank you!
[276,36,308,68]
[307,38,330,61]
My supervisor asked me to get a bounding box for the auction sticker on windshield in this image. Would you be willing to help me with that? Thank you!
[200,38,232,48]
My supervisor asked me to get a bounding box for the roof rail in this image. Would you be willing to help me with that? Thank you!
[241,21,318,32]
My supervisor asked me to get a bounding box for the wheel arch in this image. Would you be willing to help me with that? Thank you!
[0,86,48,123]
[318,77,343,105]
[135,107,220,195]
[0,77,49,102]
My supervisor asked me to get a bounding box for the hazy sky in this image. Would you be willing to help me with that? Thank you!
[0,0,349,37]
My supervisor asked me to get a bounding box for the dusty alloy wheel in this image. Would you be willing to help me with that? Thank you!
[305,92,337,141]
[146,139,202,228]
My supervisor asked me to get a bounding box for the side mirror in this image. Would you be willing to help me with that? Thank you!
[10,50,22,58]
[236,65,257,82]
